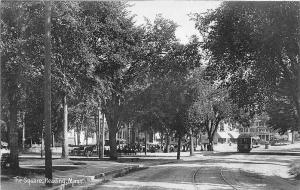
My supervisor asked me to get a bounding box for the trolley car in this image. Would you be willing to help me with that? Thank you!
[237,134,254,153]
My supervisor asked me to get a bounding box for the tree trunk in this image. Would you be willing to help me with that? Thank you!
[41,133,44,158]
[9,98,19,171]
[85,126,88,145]
[166,133,170,153]
[207,120,215,151]
[44,0,52,185]
[160,131,164,152]
[298,69,300,133]
[61,95,68,159]
[177,134,181,160]
[190,129,194,156]
[108,118,118,160]
[297,44,300,133]
[208,137,214,151]
[195,133,198,150]
[292,131,295,144]
[77,124,81,145]
[95,113,99,156]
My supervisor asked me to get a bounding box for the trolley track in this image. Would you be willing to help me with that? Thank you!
[221,168,299,190]
[192,168,200,190]
[192,167,239,190]
[220,167,239,190]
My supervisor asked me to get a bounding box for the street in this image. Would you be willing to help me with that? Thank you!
[2,2,300,190]
[90,150,300,190]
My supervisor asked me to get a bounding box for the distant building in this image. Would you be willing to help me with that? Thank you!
[238,114,294,142]
[198,120,240,145]
[214,120,239,144]
[67,113,161,146]
[238,114,273,142]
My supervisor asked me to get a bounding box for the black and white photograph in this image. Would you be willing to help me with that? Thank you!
[1,0,300,189]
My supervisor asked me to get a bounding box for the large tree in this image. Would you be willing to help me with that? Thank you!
[78,1,148,160]
[1,1,106,168]
[128,33,202,159]
[193,1,300,132]
[1,2,45,170]
[187,69,236,151]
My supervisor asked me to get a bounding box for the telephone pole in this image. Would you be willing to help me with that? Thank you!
[98,108,105,158]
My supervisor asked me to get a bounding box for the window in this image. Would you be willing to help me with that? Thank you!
[220,123,224,131]
[117,131,122,139]
[239,128,243,132]
[258,128,265,132]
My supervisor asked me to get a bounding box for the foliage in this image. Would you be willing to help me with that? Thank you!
[187,68,236,148]
[266,96,298,134]
[193,1,300,132]
[76,1,150,159]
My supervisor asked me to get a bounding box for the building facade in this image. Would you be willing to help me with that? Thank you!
[238,115,273,142]
[198,120,240,145]
[214,121,240,144]
[67,113,161,146]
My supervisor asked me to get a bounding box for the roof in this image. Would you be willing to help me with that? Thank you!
[216,131,230,139]
[228,131,240,139]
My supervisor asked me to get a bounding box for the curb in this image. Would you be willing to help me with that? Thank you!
[49,165,141,190]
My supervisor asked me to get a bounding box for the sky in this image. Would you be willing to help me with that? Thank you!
[127,1,221,44]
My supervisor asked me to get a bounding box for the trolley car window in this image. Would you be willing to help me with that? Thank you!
[238,138,251,144]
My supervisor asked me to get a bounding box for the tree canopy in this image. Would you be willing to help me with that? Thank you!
[193,1,300,132]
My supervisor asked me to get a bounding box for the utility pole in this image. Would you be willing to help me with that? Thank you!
[0,0,2,145]
[101,111,105,158]
[96,113,99,156]
[22,112,25,151]
[62,95,68,159]
[52,133,55,147]
[41,131,43,158]
[44,0,53,186]
[98,107,101,158]
[144,131,147,155]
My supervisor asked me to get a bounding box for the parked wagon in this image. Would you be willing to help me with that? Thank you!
[1,141,10,168]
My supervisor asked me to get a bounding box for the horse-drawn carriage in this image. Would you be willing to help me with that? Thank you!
[1,141,10,168]
[70,145,97,157]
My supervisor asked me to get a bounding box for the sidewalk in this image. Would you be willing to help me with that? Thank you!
[2,143,299,190]
[211,141,300,153]
[1,158,141,190]
[1,153,182,190]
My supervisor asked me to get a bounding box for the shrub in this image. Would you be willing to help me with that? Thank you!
[289,160,300,179]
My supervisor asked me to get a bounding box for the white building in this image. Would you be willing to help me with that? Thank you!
[67,113,161,146]
[198,120,240,145]
[214,121,239,144]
